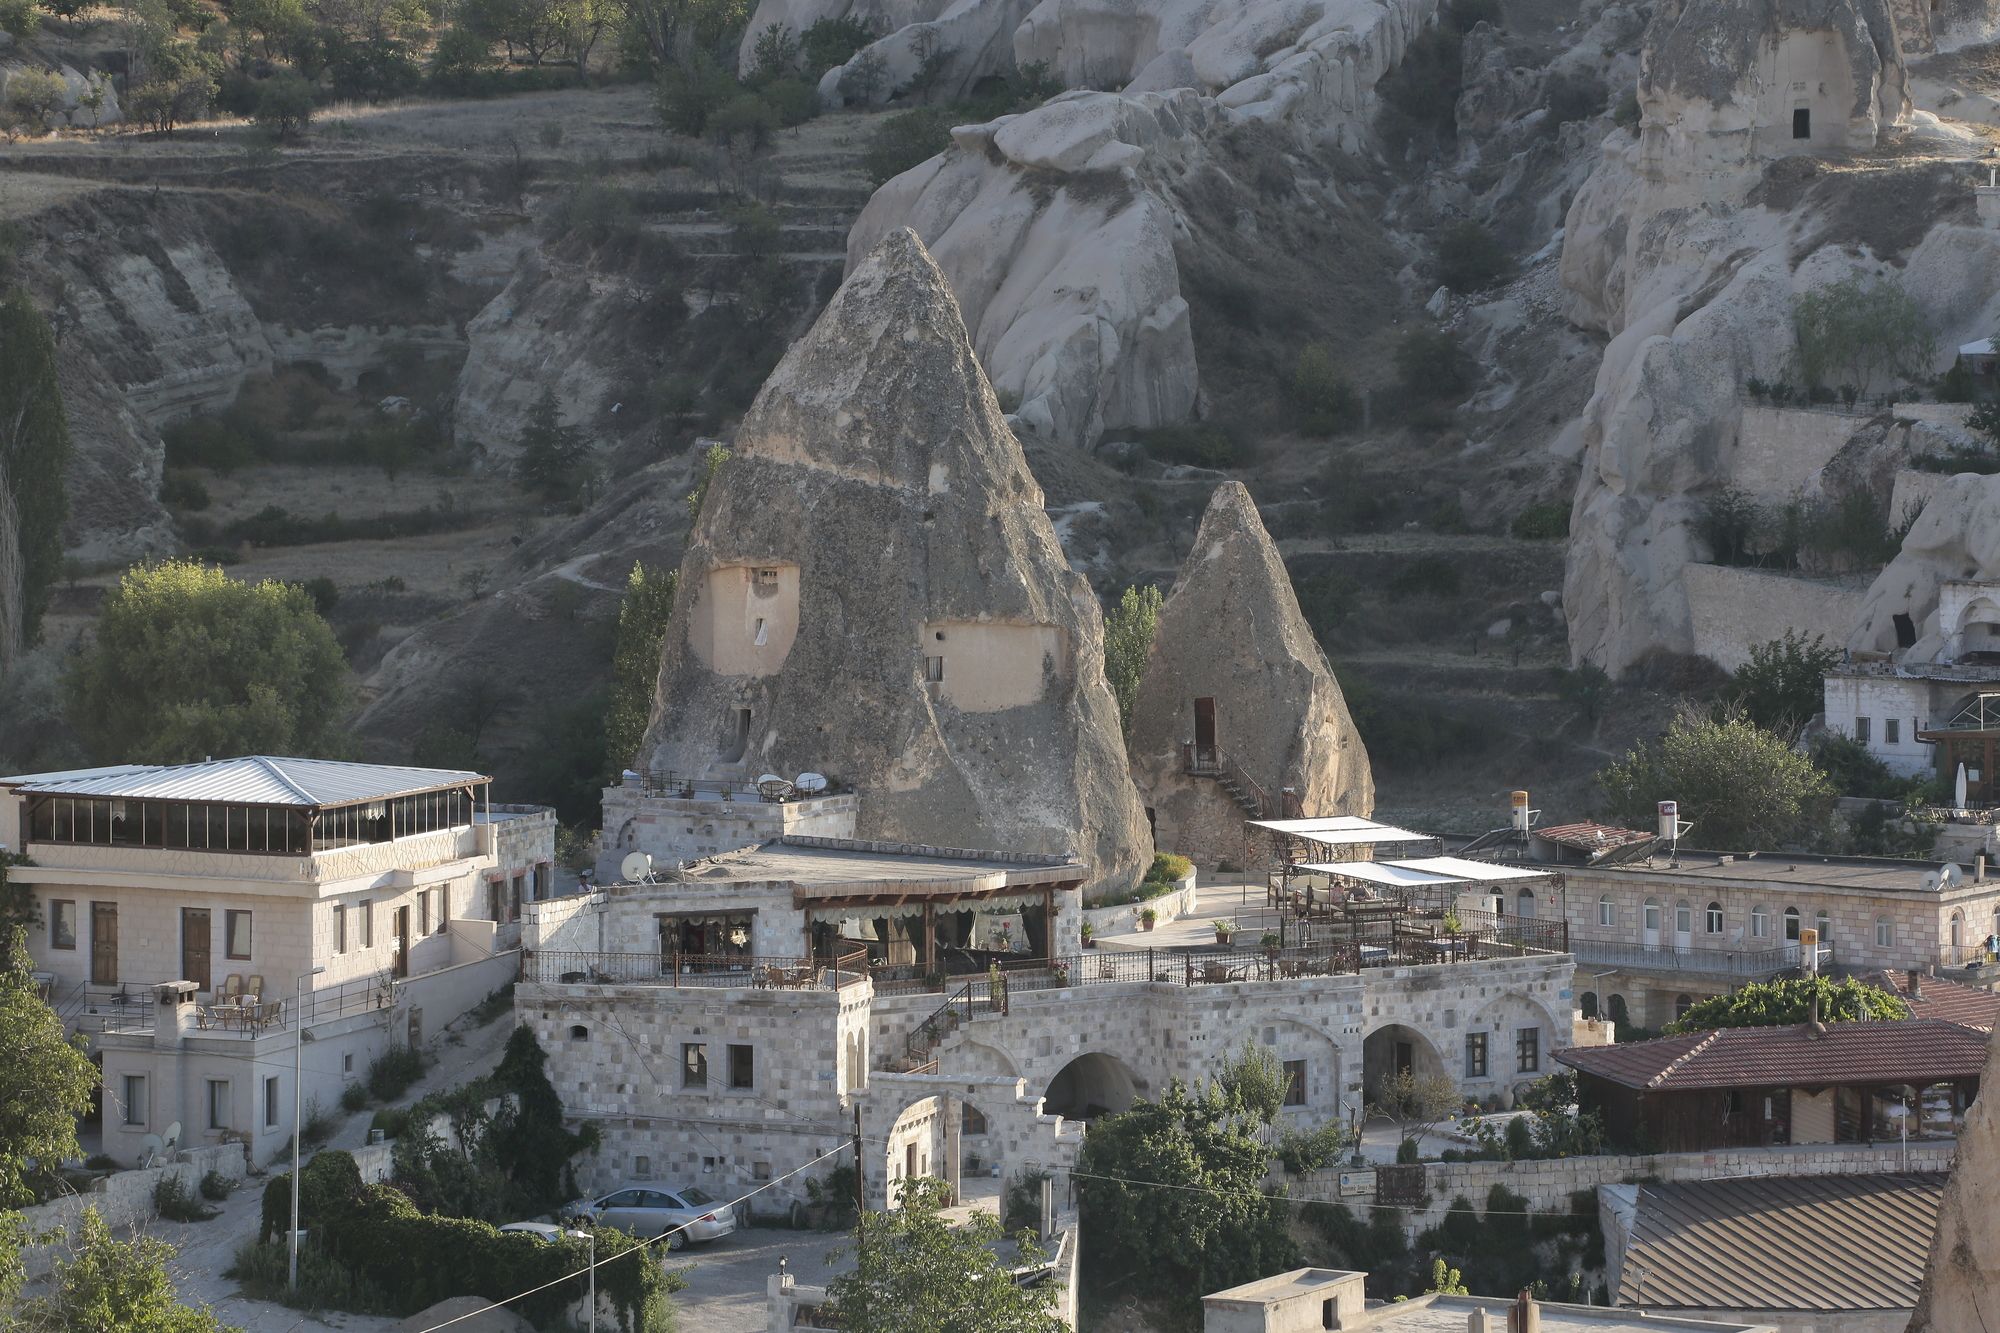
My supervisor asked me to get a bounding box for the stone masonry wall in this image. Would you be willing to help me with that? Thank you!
[1684,563,1867,672]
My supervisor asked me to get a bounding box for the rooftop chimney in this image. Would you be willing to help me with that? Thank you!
[1508,1291,1540,1333]
[1908,968,1923,999]
[1977,854,1986,884]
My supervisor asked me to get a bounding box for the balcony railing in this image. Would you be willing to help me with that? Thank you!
[527,949,869,991]
[60,970,398,1039]
[1568,936,1827,978]
[630,771,850,803]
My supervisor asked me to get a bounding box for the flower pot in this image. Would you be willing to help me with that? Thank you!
[1083,937,1097,949]
[1216,931,1232,946]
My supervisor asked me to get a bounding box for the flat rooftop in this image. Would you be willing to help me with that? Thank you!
[1559,849,1961,894]
[1349,1299,1771,1331]
[624,835,1084,895]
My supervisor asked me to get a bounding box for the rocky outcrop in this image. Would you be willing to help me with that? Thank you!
[636,227,1150,899]
[817,0,1039,106]
[0,59,121,129]
[1127,482,1371,867]
[1904,1024,2000,1329]
[1848,472,2000,659]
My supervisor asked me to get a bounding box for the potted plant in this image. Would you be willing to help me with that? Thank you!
[1260,931,1281,960]
[1213,919,1237,946]
[1050,960,1070,986]
[1138,907,1158,932]
[1080,921,1096,949]
[1442,910,1463,935]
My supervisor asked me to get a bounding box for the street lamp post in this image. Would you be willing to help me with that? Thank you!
[289,965,327,1292]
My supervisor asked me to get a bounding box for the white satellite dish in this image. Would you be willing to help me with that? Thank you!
[137,1133,163,1169]
[161,1122,182,1157]
[757,773,785,787]
[620,852,654,883]
[795,772,828,794]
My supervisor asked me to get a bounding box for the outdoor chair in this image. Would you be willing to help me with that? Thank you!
[219,975,243,1002]
[245,975,266,1002]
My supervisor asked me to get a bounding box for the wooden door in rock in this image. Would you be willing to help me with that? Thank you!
[1193,697,1217,767]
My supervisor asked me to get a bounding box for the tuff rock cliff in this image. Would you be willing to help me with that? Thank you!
[1127,481,1372,868]
[1904,1024,2000,1328]
[635,227,1150,899]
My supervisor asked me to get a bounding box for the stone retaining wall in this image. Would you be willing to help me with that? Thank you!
[18,1142,248,1275]
[1079,874,1198,937]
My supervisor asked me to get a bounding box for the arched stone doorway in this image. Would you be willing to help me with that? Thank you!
[1361,1024,1446,1100]
[1042,1052,1139,1121]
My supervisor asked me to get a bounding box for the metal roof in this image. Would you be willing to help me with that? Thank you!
[1392,855,1551,883]
[1556,1020,1989,1091]
[8,756,490,807]
[1302,861,1463,887]
[1616,1173,1944,1312]
[1247,816,1436,844]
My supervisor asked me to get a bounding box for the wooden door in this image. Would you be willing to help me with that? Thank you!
[1193,697,1217,759]
[90,903,118,985]
[181,908,211,992]
[1393,1041,1413,1077]
[392,907,410,979]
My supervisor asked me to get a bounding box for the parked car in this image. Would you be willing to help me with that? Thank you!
[562,1185,736,1250]
[498,1222,592,1245]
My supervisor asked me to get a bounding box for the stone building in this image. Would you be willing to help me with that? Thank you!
[594,773,857,882]
[632,228,1149,902]
[0,756,553,1165]
[1127,483,1372,870]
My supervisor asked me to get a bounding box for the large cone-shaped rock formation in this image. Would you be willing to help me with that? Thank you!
[1126,483,1372,868]
[635,227,1149,900]
[1905,1029,2000,1328]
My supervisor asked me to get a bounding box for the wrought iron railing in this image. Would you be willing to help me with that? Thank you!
[527,949,868,990]
[60,969,398,1038]
[1566,936,1826,977]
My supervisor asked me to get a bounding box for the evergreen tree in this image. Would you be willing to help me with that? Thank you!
[1102,584,1162,735]
[605,561,677,769]
[0,288,72,667]
[514,388,591,502]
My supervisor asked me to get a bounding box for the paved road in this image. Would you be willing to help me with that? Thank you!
[669,1224,853,1333]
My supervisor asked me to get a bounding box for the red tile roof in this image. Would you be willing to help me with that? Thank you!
[1555,1020,1990,1091]
[1861,970,2000,1033]
[1534,821,1653,852]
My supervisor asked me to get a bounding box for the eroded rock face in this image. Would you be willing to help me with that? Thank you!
[1848,472,2000,658]
[1127,482,1372,868]
[1905,1026,2000,1330]
[636,228,1149,899]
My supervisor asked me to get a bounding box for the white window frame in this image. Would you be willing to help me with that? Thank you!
[1597,896,1614,928]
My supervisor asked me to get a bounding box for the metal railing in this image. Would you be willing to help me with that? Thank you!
[1182,744,1292,818]
[632,771,848,802]
[1567,936,1826,978]
[59,969,397,1038]
[526,949,868,990]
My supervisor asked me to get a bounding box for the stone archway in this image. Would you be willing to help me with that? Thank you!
[1361,1023,1446,1100]
[1042,1052,1138,1121]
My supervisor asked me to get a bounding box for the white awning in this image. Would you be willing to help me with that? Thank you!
[1390,856,1551,883]
[1247,816,1436,844]
[1962,338,1995,357]
[1302,861,1463,887]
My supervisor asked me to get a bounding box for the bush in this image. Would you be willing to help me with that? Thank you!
[160,468,211,510]
[1542,69,1606,126]
[1810,733,1909,799]
[339,1081,369,1113]
[369,1106,410,1140]
[863,107,952,185]
[1389,555,1462,599]
[252,71,316,139]
[155,1173,219,1222]
[5,69,68,132]
[367,1045,426,1102]
[801,14,877,77]
[260,1150,363,1245]
[200,1170,236,1202]
[1433,221,1509,293]
[709,92,779,151]
[1393,328,1473,405]
[1291,342,1359,436]
[1510,500,1568,539]
[1131,424,1247,469]
[656,54,736,136]
[760,77,820,126]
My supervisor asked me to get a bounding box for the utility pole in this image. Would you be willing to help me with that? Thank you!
[851,1105,866,1220]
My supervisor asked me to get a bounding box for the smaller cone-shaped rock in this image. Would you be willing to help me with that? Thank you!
[1127,482,1373,868]
[1905,1028,2000,1329]
[636,227,1148,900]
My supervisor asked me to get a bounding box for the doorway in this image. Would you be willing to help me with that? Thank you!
[1193,697,1217,763]
[90,902,118,985]
[181,908,211,992]
[393,906,410,979]
[1792,107,1810,139]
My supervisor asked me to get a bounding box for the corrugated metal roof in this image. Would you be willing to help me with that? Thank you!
[1617,1173,1944,1312]
[1557,1020,1989,1091]
[11,756,489,807]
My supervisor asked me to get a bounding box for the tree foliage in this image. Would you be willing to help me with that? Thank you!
[615,0,747,70]
[1076,1076,1298,1318]
[0,288,72,663]
[605,561,677,769]
[1732,629,1840,731]
[514,388,592,503]
[1102,583,1162,737]
[1792,276,1935,392]
[826,1176,1063,1333]
[1393,327,1473,404]
[1664,975,1909,1034]
[0,928,97,1208]
[1598,706,1834,851]
[1291,341,1358,436]
[10,1207,238,1333]
[1365,1065,1459,1144]
[64,559,350,764]
[684,439,728,523]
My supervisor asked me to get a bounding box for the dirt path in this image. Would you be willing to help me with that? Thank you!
[157,1007,519,1331]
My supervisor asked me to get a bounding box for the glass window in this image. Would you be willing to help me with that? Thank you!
[1282,1059,1307,1107]
[122,1074,147,1127]
[1876,916,1893,948]
[207,1080,229,1131]
[1515,1028,1539,1074]
[680,1185,717,1206]
[333,904,346,954]
[1751,906,1768,938]
[1597,896,1614,927]
[1705,902,1723,933]
[1816,909,1831,942]
[419,893,431,937]
[1465,1031,1488,1077]
[1784,907,1801,941]
[49,900,75,950]
[361,901,374,949]
[1855,716,1872,744]
[682,1043,707,1088]
[434,888,449,934]
[728,1043,754,1090]
[1885,718,1900,745]
[1675,902,1692,933]
[264,1076,280,1129]
[1951,911,1965,947]
[1644,900,1661,931]
[225,910,251,960]
[600,1190,641,1208]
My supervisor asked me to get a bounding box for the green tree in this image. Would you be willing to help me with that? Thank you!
[863,107,950,185]
[1732,630,1841,730]
[250,70,315,138]
[1425,1258,1470,1295]
[1432,220,1509,293]
[0,0,38,41]
[1102,583,1162,736]
[616,0,746,70]
[685,439,728,523]
[1665,975,1908,1034]
[1793,276,1935,392]
[0,929,98,1207]
[746,20,797,81]
[63,559,350,764]
[826,1176,1063,1333]
[1393,327,1473,404]
[513,388,591,503]
[0,288,74,664]
[1290,341,1358,436]
[1598,706,1835,852]
[5,70,70,133]
[605,561,677,768]
[13,1207,240,1332]
[1077,1079,1297,1317]
[1366,1064,1459,1145]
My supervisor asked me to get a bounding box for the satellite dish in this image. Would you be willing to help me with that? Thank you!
[620,852,654,883]
[795,772,828,794]
[757,774,795,800]
[757,773,784,786]
[138,1133,163,1169]
[162,1122,182,1156]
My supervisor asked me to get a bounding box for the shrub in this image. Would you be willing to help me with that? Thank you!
[200,1170,236,1202]
[369,1106,411,1140]
[0,0,39,40]
[863,107,951,185]
[1510,500,1568,539]
[1939,357,1974,403]
[367,1045,426,1102]
[154,1173,219,1222]
[1393,328,1473,405]
[160,468,211,510]
[1542,69,1606,126]
[252,71,316,139]
[1389,555,1462,599]
[801,14,877,77]
[1433,220,1509,293]
[1131,424,1247,469]
[1291,342,1359,436]
[656,53,736,136]
[748,21,799,81]
[260,1150,363,1245]
[339,1081,368,1113]
[1146,852,1193,884]
[1810,733,1909,799]
[710,92,780,151]
[760,77,820,126]
[5,69,68,132]
[1003,1168,1049,1231]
